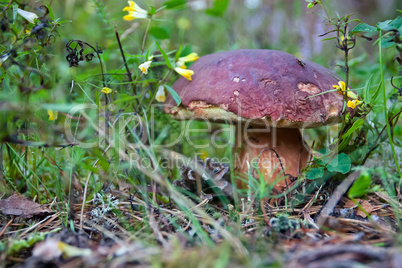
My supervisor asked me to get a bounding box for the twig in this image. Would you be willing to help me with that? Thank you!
[0,0,13,16]
[316,170,360,228]
[0,218,13,238]
[114,26,140,107]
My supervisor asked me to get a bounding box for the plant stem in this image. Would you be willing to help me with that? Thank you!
[142,19,152,54]
[114,26,139,107]
[379,30,402,179]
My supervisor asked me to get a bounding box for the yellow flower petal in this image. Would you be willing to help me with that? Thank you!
[139,60,152,74]
[48,110,58,121]
[346,91,359,100]
[155,85,166,102]
[101,87,113,94]
[175,67,194,81]
[123,1,147,20]
[178,53,199,63]
[347,100,362,109]
[123,1,135,11]
[123,1,147,13]
[333,81,359,100]
[338,81,346,92]
[123,11,148,20]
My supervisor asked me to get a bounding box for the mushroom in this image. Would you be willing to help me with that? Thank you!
[164,49,354,193]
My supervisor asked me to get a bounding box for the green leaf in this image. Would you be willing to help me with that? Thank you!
[348,171,372,198]
[351,23,377,34]
[0,67,5,80]
[206,0,230,16]
[46,4,55,21]
[326,153,351,174]
[363,74,374,105]
[164,85,181,106]
[321,37,337,42]
[306,166,324,180]
[163,0,186,9]
[55,19,72,25]
[337,134,353,152]
[389,102,402,118]
[175,44,183,62]
[149,6,156,15]
[149,27,170,39]
[40,103,84,112]
[380,35,395,48]
[307,3,314,9]
[377,16,402,31]
[112,94,141,105]
[155,41,172,68]
[370,81,383,106]
[341,119,364,140]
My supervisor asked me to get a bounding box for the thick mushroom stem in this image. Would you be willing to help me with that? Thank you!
[234,125,310,193]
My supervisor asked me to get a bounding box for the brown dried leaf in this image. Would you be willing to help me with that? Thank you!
[344,199,374,218]
[0,193,53,218]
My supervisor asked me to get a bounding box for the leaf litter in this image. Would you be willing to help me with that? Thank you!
[0,160,401,267]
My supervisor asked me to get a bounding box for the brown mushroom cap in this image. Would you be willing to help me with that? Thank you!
[165,49,353,128]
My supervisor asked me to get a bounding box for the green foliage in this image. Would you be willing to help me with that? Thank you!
[149,27,170,39]
[3,229,60,255]
[206,0,230,17]
[163,0,187,9]
[164,85,181,106]
[305,166,324,180]
[348,171,372,198]
[1,0,402,265]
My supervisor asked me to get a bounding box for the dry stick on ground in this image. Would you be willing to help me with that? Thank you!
[316,170,361,228]
[286,244,388,268]
[0,218,13,238]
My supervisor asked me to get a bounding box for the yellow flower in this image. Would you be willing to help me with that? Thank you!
[17,8,38,24]
[174,67,194,81]
[338,34,354,47]
[178,53,199,63]
[347,100,363,109]
[173,53,198,80]
[333,81,359,100]
[139,60,152,74]
[123,1,148,21]
[48,110,58,121]
[155,85,166,102]
[101,87,113,94]
[176,52,199,68]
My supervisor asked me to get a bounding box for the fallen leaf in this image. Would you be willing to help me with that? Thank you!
[0,193,53,218]
[344,199,374,218]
